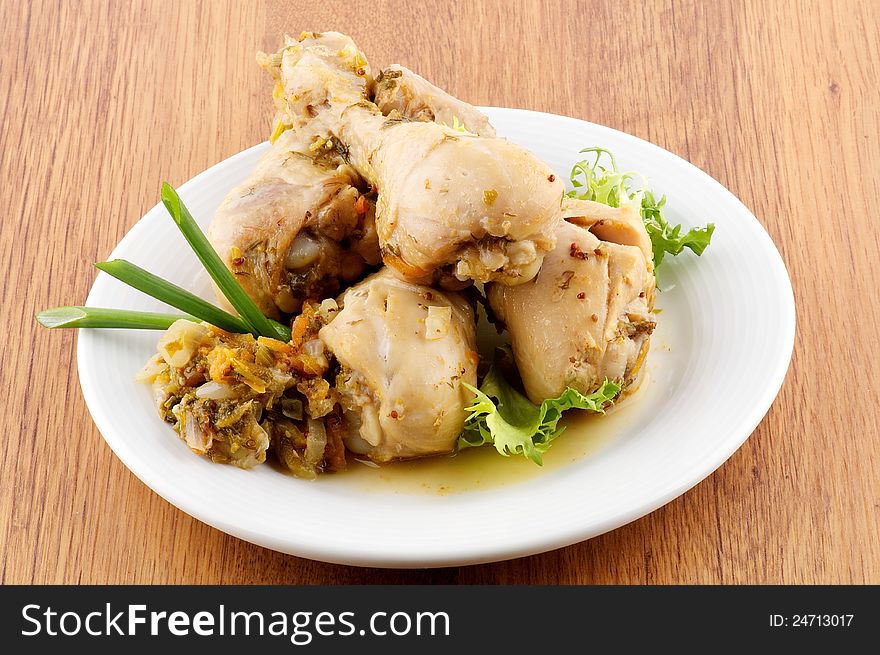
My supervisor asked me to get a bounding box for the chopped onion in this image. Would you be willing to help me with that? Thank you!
[304,418,328,466]
[195,380,235,400]
[269,369,294,388]
[135,357,166,382]
[281,398,303,420]
[425,305,452,340]
[183,411,212,454]
[317,298,339,322]
[303,339,324,358]
[284,233,323,270]
[250,420,270,453]
[158,320,211,368]
[151,381,169,408]
[232,421,269,470]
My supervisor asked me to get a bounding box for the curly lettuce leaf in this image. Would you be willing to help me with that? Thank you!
[566,147,714,270]
[568,147,635,207]
[459,363,620,465]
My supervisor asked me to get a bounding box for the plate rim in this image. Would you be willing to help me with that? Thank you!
[77,107,796,567]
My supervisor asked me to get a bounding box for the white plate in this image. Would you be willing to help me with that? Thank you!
[78,108,795,567]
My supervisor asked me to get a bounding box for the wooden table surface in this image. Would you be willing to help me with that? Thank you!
[2,0,878,584]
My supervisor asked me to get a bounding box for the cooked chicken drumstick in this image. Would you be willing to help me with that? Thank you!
[487,211,656,404]
[207,128,381,319]
[319,269,478,461]
[261,32,562,287]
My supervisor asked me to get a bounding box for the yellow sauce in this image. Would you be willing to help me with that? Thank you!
[335,369,654,495]
[324,303,676,496]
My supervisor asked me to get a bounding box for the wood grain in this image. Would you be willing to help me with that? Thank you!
[1,0,878,584]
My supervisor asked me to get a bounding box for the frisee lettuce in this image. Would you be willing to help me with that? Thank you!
[459,356,621,465]
[566,147,714,269]
[457,147,711,464]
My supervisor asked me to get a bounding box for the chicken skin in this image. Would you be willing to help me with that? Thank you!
[487,216,655,404]
[319,269,478,461]
[260,31,562,287]
[207,128,380,319]
[373,65,496,137]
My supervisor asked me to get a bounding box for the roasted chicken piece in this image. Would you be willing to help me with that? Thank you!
[207,128,381,319]
[373,65,496,137]
[260,32,562,287]
[319,269,478,462]
[487,214,656,404]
